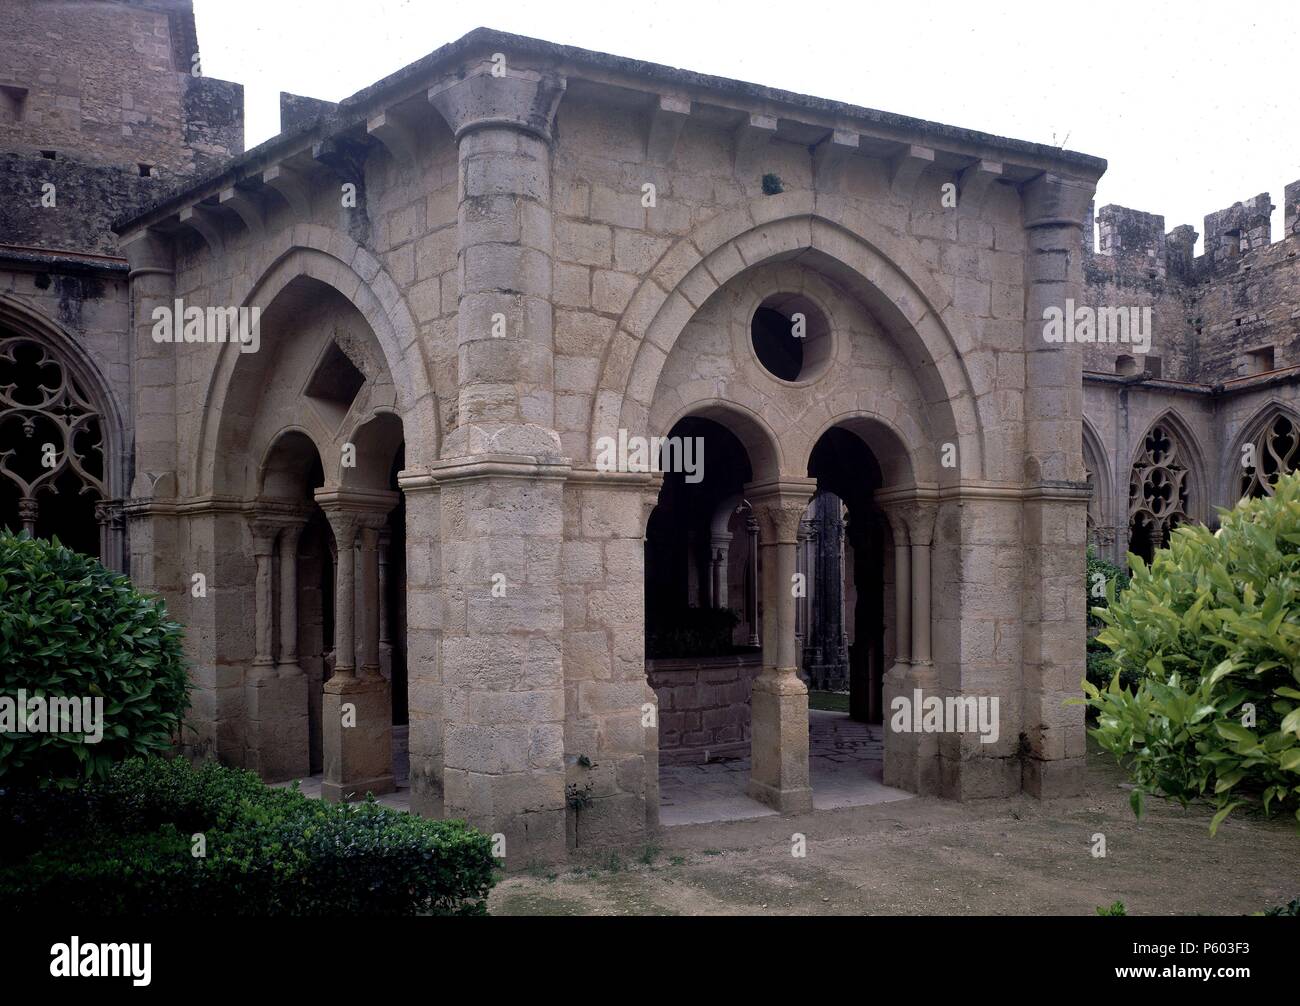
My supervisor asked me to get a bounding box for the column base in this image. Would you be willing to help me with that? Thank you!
[244,669,309,782]
[747,668,812,814]
[1022,756,1085,799]
[321,673,395,803]
[881,661,941,795]
[747,777,813,814]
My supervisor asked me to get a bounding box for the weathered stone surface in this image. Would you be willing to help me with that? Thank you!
[9,14,1300,864]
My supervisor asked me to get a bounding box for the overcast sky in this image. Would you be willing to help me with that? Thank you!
[193,0,1298,252]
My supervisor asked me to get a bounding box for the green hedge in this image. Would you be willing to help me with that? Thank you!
[0,530,188,788]
[1084,471,1300,833]
[0,757,498,915]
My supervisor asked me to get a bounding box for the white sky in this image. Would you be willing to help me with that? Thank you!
[193,0,1299,252]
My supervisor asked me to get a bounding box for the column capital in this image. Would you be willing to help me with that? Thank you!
[879,495,939,545]
[248,504,311,552]
[901,501,938,546]
[745,478,816,544]
[1021,172,1097,231]
[428,63,566,143]
[119,227,174,277]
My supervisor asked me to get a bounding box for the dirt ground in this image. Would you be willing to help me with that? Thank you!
[489,749,1300,916]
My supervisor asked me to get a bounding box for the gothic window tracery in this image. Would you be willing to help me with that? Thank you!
[1240,413,1300,499]
[1128,423,1191,562]
[0,335,114,558]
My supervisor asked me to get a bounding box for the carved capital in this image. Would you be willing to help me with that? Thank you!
[1021,171,1097,230]
[428,63,566,143]
[901,501,938,546]
[746,478,816,545]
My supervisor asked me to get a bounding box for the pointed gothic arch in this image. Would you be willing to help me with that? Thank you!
[1233,401,1300,500]
[0,296,127,567]
[1127,411,1205,561]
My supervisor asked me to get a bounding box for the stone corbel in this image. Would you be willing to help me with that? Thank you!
[957,158,1003,214]
[218,184,266,238]
[646,94,691,164]
[813,129,859,190]
[262,163,312,216]
[312,135,371,189]
[367,109,420,170]
[888,144,935,203]
[177,204,225,255]
[734,112,777,168]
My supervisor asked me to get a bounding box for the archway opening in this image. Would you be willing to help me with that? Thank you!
[644,415,765,818]
[800,422,909,801]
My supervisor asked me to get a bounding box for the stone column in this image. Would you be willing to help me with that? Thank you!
[243,514,309,782]
[377,528,393,678]
[426,57,570,864]
[880,497,940,794]
[428,59,566,456]
[249,525,278,679]
[396,472,444,819]
[883,507,911,665]
[119,229,180,597]
[326,509,357,679]
[17,498,37,536]
[745,477,816,813]
[357,522,384,678]
[317,493,397,802]
[1021,172,1097,798]
[907,503,937,667]
[795,513,813,673]
[94,500,116,570]
[277,523,304,674]
[710,534,731,610]
[745,511,760,646]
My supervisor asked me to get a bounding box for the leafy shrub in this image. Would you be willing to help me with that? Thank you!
[1096,900,1127,916]
[0,531,188,788]
[647,606,742,659]
[1085,547,1133,692]
[1086,544,1130,628]
[1083,471,1300,833]
[1263,897,1300,916]
[0,756,498,915]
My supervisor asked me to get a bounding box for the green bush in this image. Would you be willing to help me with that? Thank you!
[1086,544,1130,628]
[647,606,743,659]
[1085,546,1133,691]
[1083,471,1300,833]
[0,531,188,788]
[0,756,498,915]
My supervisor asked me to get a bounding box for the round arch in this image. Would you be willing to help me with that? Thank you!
[802,411,925,490]
[659,397,784,483]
